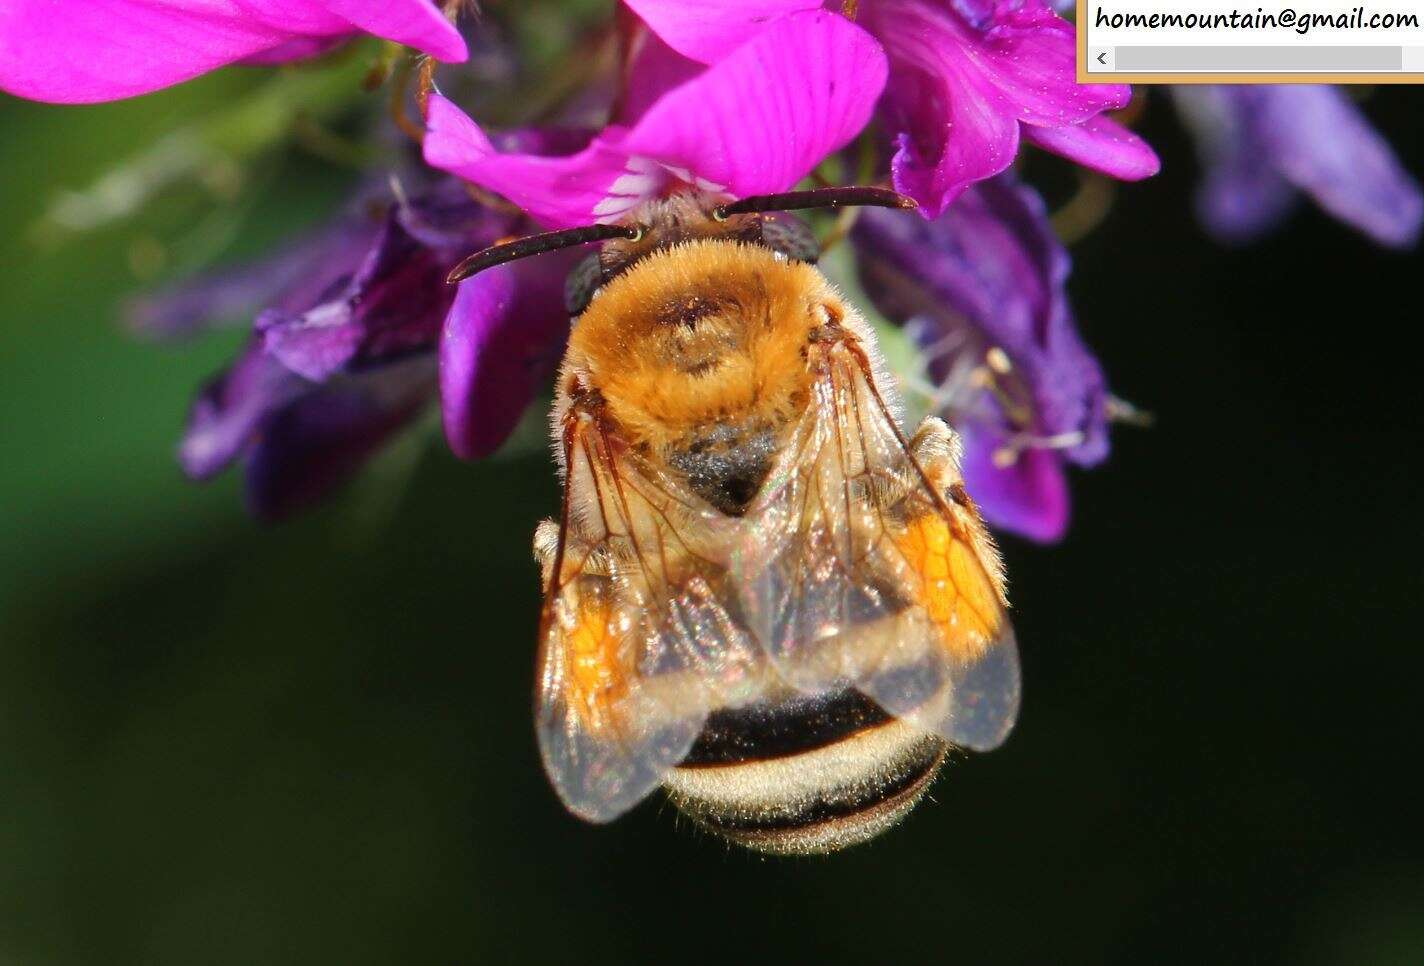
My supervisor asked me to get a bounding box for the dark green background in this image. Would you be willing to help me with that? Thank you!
[3,56,1422,963]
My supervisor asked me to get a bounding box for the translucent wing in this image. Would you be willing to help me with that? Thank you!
[535,412,759,822]
[734,335,1020,751]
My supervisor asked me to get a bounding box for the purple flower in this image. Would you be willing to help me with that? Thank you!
[853,173,1107,542]
[1173,85,1423,249]
[0,0,466,104]
[624,0,1159,216]
[157,180,569,519]
[180,342,437,520]
[422,10,887,227]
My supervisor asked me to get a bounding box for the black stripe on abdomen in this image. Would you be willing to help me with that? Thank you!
[697,741,944,834]
[680,688,894,767]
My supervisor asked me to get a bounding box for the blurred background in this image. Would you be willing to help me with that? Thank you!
[2,13,1423,964]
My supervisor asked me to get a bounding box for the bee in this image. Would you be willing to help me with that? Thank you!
[449,186,1020,854]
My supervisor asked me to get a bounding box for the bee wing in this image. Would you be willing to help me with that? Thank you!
[536,416,759,822]
[735,337,1020,751]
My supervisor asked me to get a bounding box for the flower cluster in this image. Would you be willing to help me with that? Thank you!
[135,176,569,520]
[3,0,1419,540]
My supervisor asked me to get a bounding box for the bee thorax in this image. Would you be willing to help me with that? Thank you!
[665,421,781,516]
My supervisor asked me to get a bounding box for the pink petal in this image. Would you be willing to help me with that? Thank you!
[976,4,1130,123]
[889,91,1024,218]
[442,269,517,459]
[1023,115,1161,181]
[623,0,821,63]
[322,0,466,63]
[240,36,350,65]
[0,0,464,104]
[1,0,283,102]
[440,258,571,460]
[869,0,1137,215]
[425,11,886,228]
[869,0,1126,126]
[424,94,638,229]
[234,1,348,35]
[621,11,886,201]
[615,28,703,126]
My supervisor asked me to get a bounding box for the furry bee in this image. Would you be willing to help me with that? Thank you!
[450,187,1020,854]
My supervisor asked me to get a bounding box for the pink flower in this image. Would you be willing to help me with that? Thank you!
[624,0,1159,216]
[421,10,887,227]
[0,0,466,104]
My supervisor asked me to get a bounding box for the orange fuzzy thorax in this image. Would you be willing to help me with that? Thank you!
[566,240,834,453]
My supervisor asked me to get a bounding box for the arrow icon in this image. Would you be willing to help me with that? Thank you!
[1097,51,1108,64]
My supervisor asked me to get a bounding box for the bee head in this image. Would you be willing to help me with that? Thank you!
[446,186,917,315]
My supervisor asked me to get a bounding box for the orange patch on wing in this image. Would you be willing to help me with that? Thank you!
[565,597,626,734]
[894,513,1001,663]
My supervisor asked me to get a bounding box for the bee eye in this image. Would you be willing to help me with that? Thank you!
[762,214,820,264]
[628,225,648,242]
[564,252,604,316]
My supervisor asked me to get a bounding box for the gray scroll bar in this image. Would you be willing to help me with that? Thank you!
[1113,45,1402,70]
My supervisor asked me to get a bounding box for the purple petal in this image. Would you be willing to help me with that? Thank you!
[130,179,506,342]
[440,256,574,459]
[1176,88,1296,244]
[623,0,821,63]
[867,0,1137,215]
[245,357,437,521]
[256,211,459,381]
[1173,85,1306,244]
[960,426,1071,543]
[180,341,438,519]
[1249,86,1423,247]
[1195,167,1298,245]
[1172,86,1297,243]
[393,176,523,252]
[424,11,886,227]
[1022,114,1160,181]
[1177,85,1422,248]
[0,0,464,104]
[168,177,536,518]
[179,342,308,480]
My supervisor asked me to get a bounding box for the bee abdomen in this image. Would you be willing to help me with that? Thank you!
[664,690,947,855]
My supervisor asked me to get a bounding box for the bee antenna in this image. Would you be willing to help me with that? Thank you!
[714,186,917,220]
[447,223,644,284]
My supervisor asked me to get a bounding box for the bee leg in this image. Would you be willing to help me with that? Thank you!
[533,518,561,585]
[533,519,611,588]
[907,415,967,491]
